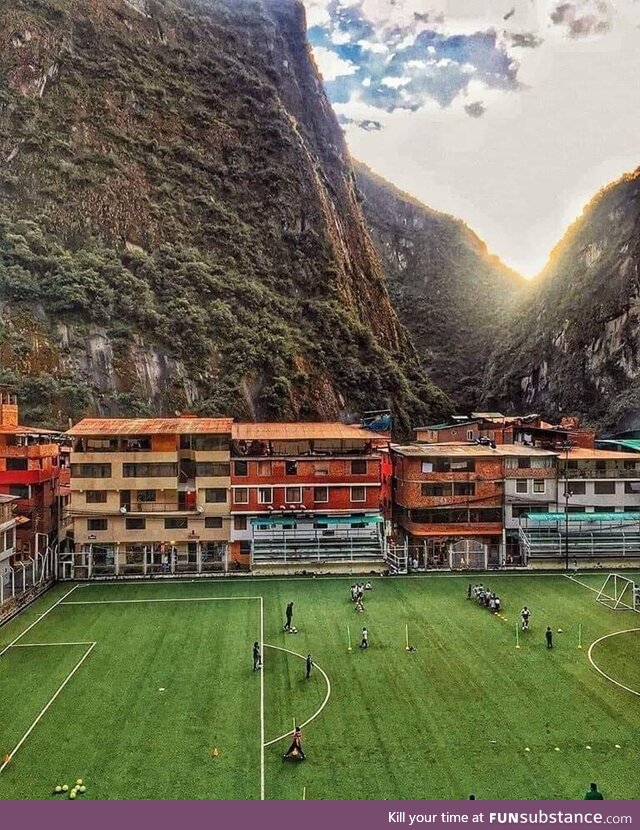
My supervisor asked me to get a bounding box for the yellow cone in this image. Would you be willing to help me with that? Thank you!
[212,748,219,757]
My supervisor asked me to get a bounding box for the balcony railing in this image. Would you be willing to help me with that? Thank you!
[561,468,640,479]
[124,502,198,514]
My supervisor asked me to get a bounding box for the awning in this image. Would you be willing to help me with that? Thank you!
[250,514,382,527]
[524,512,640,523]
[596,439,640,453]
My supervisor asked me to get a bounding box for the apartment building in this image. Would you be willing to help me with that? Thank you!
[230,423,388,569]
[66,417,233,577]
[393,444,504,567]
[0,494,17,601]
[0,390,65,555]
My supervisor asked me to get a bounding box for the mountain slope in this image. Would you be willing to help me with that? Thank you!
[0,0,451,431]
[481,168,640,432]
[354,162,526,411]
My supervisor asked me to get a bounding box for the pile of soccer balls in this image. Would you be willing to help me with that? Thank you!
[54,778,86,799]
[284,626,298,634]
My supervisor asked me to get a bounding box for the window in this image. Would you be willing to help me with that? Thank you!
[137,490,156,502]
[409,507,502,524]
[570,481,586,495]
[122,463,177,478]
[87,518,107,531]
[85,438,118,452]
[234,460,248,476]
[9,484,29,499]
[532,480,545,494]
[453,482,475,496]
[595,460,606,471]
[466,430,474,441]
[516,480,528,494]
[205,517,223,529]
[6,457,28,471]
[314,465,328,476]
[566,505,586,513]
[165,517,188,529]
[86,491,107,504]
[512,504,549,519]
[71,463,112,478]
[285,487,302,503]
[122,437,151,452]
[421,461,434,473]
[592,506,612,513]
[624,460,637,470]
[594,481,616,495]
[567,460,578,470]
[421,484,450,497]
[234,516,248,531]
[314,487,329,503]
[180,435,229,451]
[351,486,366,502]
[258,487,273,504]
[125,517,146,530]
[196,462,230,477]
[234,488,249,504]
[258,461,271,477]
[285,460,298,476]
[624,482,640,494]
[351,460,367,475]
[205,488,228,503]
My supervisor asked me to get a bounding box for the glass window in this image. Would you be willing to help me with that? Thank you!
[125,517,146,530]
[516,480,528,494]
[421,484,451,497]
[87,518,107,531]
[351,486,366,502]
[351,460,367,475]
[136,490,156,502]
[205,517,223,529]
[196,462,230,477]
[165,517,188,529]
[532,480,545,494]
[123,463,177,478]
[258,461,271,476]
[6,457,28,471]
[453,483,475,496]
[9,484,29,498]
[285,460,298,476]
[285,487,301,503]
[234,460,248,477]
[234,516,248,531]
[624,481,640,494]
[205,488,228,503]
[594,481,616,495]
[314,487,329,503]
[258,488,273,504]
[570,482,586,495]
[86,491,107,503]
[234,488,249,504]
[180,435,230,451]
[71,464,112,478]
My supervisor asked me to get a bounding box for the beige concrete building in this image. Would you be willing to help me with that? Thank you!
[66,417,233,577]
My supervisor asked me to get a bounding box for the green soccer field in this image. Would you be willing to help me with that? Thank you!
[0,572,638,801]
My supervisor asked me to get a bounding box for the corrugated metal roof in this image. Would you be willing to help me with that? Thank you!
[596,439,640,453]
[0,424,59,435]
[232,423,385,441]
[564,448,640,460]
[0,494,18,504]
[525,512,640,523]
[395,443,557,458]
[67,418,234,436]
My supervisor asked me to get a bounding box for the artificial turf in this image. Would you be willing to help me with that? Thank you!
[0,572,638,800]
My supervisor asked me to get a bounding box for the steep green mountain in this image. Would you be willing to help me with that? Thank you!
[0,0,451,432]
[354,162,526,411]
[481,168,640,432]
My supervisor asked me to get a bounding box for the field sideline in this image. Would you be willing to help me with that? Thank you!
[0,572,638,800]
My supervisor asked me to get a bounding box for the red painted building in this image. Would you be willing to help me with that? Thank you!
[0,391,65,556]
[229,422,389,568]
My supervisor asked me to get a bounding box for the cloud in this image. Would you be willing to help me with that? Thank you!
[464,101,486,118]
[548,1,612,38]
[312,45,359,81]
[508,32,544,48]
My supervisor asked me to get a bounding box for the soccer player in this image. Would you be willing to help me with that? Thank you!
[360,627,369,649]
[545,627,553,649]
[467,583,472,600]
[284,602,294,632]
[350,584,357,602]
[305,654,313,679]
[283,725,305,761]
[355,598,365,613]
[584,782,604,800]
[521,606,531,631]
[253,641,261,671]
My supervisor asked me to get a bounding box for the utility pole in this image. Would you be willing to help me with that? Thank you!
[558,440,576,571]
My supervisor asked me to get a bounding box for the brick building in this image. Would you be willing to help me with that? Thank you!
[230,422,389,569]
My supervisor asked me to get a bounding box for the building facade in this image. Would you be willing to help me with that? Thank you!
[0,494,17,600]
[0,390,64,556]
[66,418,233,577]
[229,423,388,568]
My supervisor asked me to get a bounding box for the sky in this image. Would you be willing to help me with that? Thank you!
[301,0,640,277]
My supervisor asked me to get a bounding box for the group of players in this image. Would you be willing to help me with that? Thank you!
[350,581,372,613]
[468,583,502,613]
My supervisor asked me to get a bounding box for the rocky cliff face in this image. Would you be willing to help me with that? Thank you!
[354,163,526,411]
[0,0,450,430]
[481,168,640,432]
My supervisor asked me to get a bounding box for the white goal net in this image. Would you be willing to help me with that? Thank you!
[595,573,637,611]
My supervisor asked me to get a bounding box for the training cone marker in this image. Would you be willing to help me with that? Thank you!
[554,747,560,752]
[79,786,86,793]
[558,628,563,633]
[55,786,62,793]
[69,791,76,800]
[212,748,219,757]
[76,779,83,786]
[615,744,621,749]
[2,754,10,765]
[586,746,592,750]
[524,747,530,752]
[62,785,69,792]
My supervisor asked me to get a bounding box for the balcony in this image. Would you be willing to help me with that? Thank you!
[126,502,199,515]
[561,467,640,479]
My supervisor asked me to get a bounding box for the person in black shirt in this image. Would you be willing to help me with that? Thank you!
[283,725,305,761]
[306,654,313,679]
[545,627,553,649]
[253,641,261,671]
[284,602,294,632]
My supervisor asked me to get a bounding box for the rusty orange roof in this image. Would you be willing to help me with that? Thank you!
[0,424,59,436]
[564,448,640,461]
[232,422,385,441]
[67,418,234,436]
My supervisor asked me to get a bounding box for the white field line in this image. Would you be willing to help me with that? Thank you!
[587,629,640,699]
[61,596,263,605]
[0,642,96,774]
[9,642,95,648]
[0,584,78,657]
[262,643,331,748]
[260,597,265,802]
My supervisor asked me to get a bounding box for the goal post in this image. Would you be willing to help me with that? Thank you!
[449,539,488,571]
[595,573,637,611]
